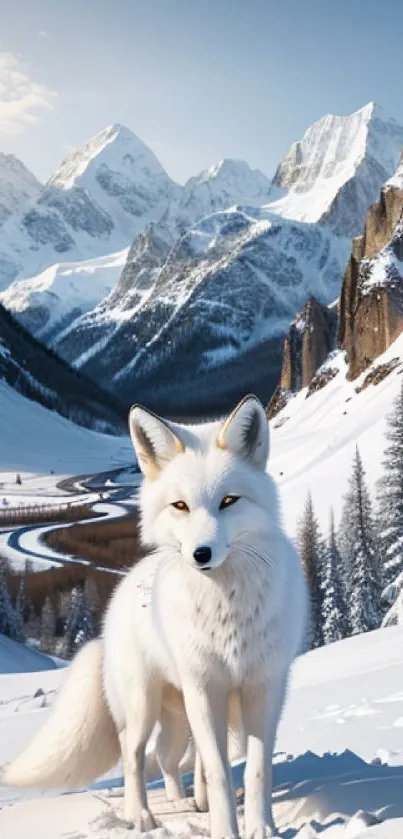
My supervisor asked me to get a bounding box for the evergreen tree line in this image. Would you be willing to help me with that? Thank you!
[298,383,403,648]
[0,560,96,659]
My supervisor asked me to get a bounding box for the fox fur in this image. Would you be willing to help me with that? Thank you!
[3,394,307,839]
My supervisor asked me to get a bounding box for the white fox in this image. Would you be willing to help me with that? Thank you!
[3,395,307,839]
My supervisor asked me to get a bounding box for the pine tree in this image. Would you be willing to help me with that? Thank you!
[63,587,95,658]
[40,597,56,653]
[0,563,23,642]
[381,569,403,626]
[341,446,382,634]
[377,383,403,587]
[15,567,32,624]
[321,509,349,643]
[298,493,325,648]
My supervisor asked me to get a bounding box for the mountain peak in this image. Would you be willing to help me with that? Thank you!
[91,122,140,148]
[0,152,41,226]
[268,103,403,236]
[357,100,399,126]
[47,123,171,192]
[181,158,272,214]
[196,157,268,184]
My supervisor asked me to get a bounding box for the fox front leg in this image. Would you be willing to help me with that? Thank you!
[241,685,275,839]
[183,684,239,839]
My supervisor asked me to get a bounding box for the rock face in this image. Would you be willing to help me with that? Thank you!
[0,124,179,290]
[3,103,403,423]
[39,102,403,420]
[269,157,403,412]
[0,153,41,226]
[268,102,403,238]
[338,164,403,379]
[50,208,347,418]
[1,154,273,344]
[279,296,337,392]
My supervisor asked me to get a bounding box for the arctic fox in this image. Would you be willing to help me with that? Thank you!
[3,395,307,839]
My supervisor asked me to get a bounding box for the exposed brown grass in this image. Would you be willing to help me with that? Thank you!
[0,503,99,527]
[44,511,144,571]
[4,510,145,625]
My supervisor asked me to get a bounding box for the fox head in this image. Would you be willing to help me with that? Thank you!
[129,395,279,572]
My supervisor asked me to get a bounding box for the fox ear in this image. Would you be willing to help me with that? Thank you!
[129,406,185,480]
[216,395,269,470]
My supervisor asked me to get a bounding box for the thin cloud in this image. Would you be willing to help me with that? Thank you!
[0,52,57,137]
[38,30,51,38]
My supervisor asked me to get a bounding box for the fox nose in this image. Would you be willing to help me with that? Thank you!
[193,546,212,565]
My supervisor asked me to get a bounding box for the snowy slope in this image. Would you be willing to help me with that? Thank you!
[0,635,57,675]
[0,379,131,474]
[385,153,403,189]
[0,302,126,433]
[1,627,403,836]
[270,333,403,536]
[51,206,350,417]
[0,248,128,342]
[168,157,273,228]
[0,154,41,227]
[0,124,179,290]
[268,102,403,237]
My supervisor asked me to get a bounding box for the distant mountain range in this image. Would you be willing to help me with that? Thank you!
[1,101,403,420]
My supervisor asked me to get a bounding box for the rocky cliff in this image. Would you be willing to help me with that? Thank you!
[279,296,337,392]
[338,168,403,379]
[269,159,403,415]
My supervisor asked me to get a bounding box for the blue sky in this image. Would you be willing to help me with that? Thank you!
[1,0,403,184]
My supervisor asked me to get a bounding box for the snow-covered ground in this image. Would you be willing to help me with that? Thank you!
[1,627,403,837]
[0,380,132,477]
[271,334,403,535]
[0,635,57,674]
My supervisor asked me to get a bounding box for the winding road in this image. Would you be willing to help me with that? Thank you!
[0,465,141,572]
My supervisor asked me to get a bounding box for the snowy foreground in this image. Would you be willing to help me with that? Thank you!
[1,628,403,838]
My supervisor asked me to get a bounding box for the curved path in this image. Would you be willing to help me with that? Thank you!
[1,466,141,571]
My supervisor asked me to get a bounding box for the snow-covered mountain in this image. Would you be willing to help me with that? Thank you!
[0,124,179,290]
[0,302,125,434]
[26,101,402,419]
[3,102,403,422]
[1,152,273,341]
[51,206,349,416]
[0,154,41,227]
[0,249,128,344]
[173,158,272,225]
[268,102,403,237]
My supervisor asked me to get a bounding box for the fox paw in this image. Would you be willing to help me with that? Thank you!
[245,824,278,839]
[125,809,157,832]
[194,791,208,812]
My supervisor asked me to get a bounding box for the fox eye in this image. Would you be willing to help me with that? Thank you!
[219,495,240,510]
[171,500,190,512]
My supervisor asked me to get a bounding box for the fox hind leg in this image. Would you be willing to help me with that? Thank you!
[119,688,161,831]
[194,749,208,812]
[156,706,189,801]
